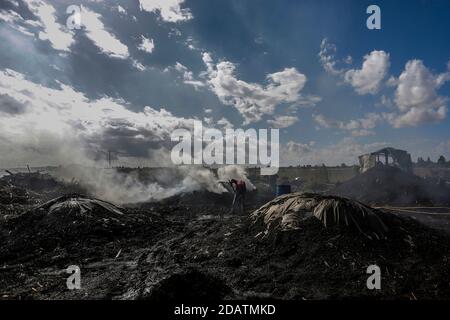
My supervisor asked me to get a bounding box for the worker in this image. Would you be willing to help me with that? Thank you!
[229,179,246,215]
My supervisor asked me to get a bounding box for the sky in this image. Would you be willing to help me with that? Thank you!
[0,0,449,168]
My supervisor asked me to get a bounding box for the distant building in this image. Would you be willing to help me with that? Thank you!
[358,147,412,173]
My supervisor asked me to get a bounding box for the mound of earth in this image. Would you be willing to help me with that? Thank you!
[251,193,388,239]
[329,166,450,206]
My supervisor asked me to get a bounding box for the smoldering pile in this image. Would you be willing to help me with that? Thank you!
[0,194,170,262]
[329,166,450,206]
[251,192,388,240]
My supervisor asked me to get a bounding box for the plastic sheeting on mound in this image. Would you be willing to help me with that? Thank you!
[251,192,388,240]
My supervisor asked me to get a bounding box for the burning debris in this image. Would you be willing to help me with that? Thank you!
[251,193,388,239]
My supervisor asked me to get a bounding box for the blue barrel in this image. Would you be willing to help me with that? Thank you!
[276,184,291,196]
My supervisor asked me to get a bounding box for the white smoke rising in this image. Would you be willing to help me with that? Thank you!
[217,165,256,191]
[55,163,230,204]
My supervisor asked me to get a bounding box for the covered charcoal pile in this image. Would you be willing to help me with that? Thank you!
[329,166,450,206]
[251,192,388,239]
[0,194,170,263]
[232,192,449,298]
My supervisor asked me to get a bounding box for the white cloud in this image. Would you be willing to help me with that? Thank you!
[0,9,37,36]
[217,117,234,129]
[286,141,313,154]
[138,0,192,22]
[351,129,375,137]
[318,38,344,75]
[117,5,126,14]
[383,107,447,128]
[132,59,146,71]
[386,59,449,127]
[23,0,74,51]
[173,62,205,89]
[282,138,388,166]
[81,7,129,59]
[314,113,381,131]
[267,115,299,128]
[0,68,196,166]
[344,50,390,95]
[202,52,320,124]
[138,35,154,53]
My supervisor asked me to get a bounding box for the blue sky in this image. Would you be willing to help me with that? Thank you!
[0,0,449,167]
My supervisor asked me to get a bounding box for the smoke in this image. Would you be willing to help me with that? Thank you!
[54,163,230,204]
[217,165,256,191]
[51,162,259,204]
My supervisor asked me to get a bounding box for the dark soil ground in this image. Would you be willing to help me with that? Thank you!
[0,171,449,300]
[1,199,449,300]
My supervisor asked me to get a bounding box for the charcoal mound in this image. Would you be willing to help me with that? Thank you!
[251,192,388,239]
[329,166,450,206]
[143,269,232,301]
[0,194,169,260]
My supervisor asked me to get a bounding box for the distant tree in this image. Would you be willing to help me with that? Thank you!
[417,157,425,165]
[341,163,347,167]
[437,155,447,166]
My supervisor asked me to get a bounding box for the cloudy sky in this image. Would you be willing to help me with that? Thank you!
[0,0,449,167]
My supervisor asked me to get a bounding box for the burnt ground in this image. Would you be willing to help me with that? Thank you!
[0,171,449,300]
[0,198,449,300]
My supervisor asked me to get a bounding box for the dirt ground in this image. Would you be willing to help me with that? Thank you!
[1,199,449,300]
[0,171,449,300]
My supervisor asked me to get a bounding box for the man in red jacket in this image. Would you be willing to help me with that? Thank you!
[229,179,246,215]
